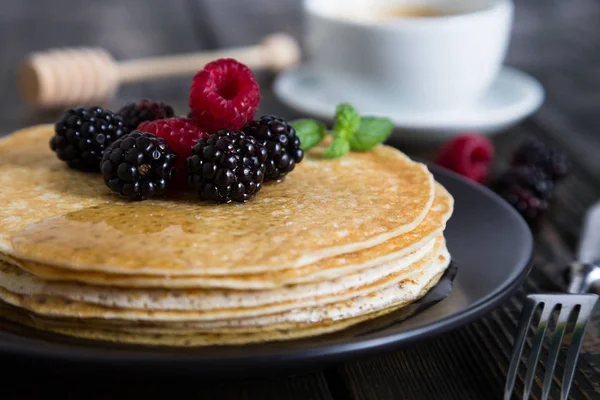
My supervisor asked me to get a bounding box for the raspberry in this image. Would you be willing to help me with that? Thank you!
[189,58,260,132]
[138,118,209,189]
[434,133,494,183]
[117,99,175,132]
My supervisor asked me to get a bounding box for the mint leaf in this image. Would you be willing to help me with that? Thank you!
[348,116,393,151]
[291,119,326,151]
[334,103,360,139]
[323,136,350,159]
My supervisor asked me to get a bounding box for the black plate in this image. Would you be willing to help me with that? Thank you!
[0,165,533,376]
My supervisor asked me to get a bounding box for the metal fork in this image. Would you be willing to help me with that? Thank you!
[504,293,599,400]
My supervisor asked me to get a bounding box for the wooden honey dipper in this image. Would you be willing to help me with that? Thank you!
[18,33,301,109]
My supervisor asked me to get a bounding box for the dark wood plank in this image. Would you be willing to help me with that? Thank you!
[0,0,206,135]
[3,371,334,400]
[0,2,334,399]
[333,123,600,400]
[333,270,600,400]
[331,0,600,382]
[0,1,599,399]
[504,0,600,183]
[188,0,303,48]
[185,0,304,121]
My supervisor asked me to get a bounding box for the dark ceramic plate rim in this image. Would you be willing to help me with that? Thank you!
[0,164,534,367]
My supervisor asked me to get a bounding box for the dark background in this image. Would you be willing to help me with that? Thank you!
[0,0,599,398]
[1,0,599,180]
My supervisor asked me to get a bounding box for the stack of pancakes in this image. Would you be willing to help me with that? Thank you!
[0,125,454,346]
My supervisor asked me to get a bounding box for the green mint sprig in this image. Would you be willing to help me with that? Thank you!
[291,102,393,159]
[324,103,360,158]
[290,119,326,151]
[323,135,351,159]
[333,103,361,140]
[349,116,394,152]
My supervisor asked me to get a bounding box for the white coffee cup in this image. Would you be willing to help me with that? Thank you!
[303,0,514,112]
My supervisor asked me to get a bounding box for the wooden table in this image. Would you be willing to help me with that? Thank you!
[1,1,599,398]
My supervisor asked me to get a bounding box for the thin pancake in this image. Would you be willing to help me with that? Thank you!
[0,241,449,322]
[0,237,438,310]
[6,182,453,289]
[0,242,435,312]
[0,250,449,332]
[0,269,445,346]
[0,125,434,275]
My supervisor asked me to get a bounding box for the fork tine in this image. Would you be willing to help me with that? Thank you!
[561,295,598,400]
[523,301,554,400]
[540,304,572,400]
[504,296,540,400]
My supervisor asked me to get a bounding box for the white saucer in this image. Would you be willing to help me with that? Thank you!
[273,64,544,142]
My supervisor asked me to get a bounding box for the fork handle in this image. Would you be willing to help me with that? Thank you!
[567,262,600,294]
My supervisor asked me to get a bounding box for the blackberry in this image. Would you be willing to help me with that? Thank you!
[243,115,304,181]
[491,166,554,222]
[500,185,549,222]
[101,130,176,201]
[117,99,175,132]
[511,139,571,180]
[186,130,267,203]
[50,106,127,171]
[492,166,554,200]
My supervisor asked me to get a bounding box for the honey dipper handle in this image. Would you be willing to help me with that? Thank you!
[118,33,301,83]
[18,33,301,108]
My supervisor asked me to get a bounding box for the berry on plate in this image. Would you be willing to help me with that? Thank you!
[511,138,571,181]
[434,133,494,184]
[186,130,267,203]
[243,115,304,181]
[101,131,177,201]
[189,58,260,132]
[50,106,127,171]
[491,166,554,223]
[138,118,209,189]
[118,99,175,132]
